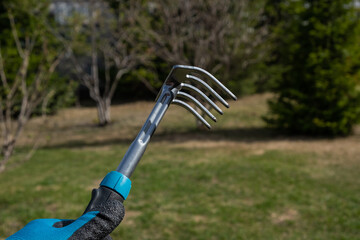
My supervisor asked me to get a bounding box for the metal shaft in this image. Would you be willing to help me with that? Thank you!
[116,87,177,178]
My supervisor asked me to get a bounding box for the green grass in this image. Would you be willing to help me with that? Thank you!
[1,146,359,239]
[0,94,359,239]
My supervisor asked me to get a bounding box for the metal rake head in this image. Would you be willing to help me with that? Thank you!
[158,65,237,129]
[116,65,237,177]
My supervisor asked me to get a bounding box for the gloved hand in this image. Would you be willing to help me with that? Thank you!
[6,198,125,240]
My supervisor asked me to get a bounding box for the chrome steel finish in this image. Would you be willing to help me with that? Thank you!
[116,65,237,178]
[176,92,217,122]
[115,84,179,177]
[173,99,211,129]
[186,75,230,108]
[180,83,223,115]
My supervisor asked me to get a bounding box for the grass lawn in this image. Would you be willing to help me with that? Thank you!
[0,94,359,239]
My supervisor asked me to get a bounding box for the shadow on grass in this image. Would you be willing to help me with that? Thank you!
[42,137,134,149]
[42,126,338,150]
[152,127,337,143]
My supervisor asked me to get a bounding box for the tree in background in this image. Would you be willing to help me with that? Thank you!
[50,0,150,126]
[140,0,267,127]
[143,0,267,94]
[0,0,66,172]
[264,0,360,135]
[47,0,269,128]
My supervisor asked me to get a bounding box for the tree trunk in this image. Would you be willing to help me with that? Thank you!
[0,140,15,173]
[96,98,111,126]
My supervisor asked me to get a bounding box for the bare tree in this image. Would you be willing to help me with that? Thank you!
[142,0,267,126]
[0,11,63,172]
[145,0,266,76]
[51,0,149,126]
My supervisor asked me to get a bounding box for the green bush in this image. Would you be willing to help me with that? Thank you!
[263,0,360,136]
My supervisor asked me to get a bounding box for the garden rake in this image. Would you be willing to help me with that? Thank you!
[83,65,237,236]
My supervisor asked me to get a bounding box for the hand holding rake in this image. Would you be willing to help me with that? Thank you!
[7,65,237,240]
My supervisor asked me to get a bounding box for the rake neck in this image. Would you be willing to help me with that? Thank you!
[115,89,176,178]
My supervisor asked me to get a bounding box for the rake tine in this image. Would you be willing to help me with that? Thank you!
[186,74,230,108]
[174,65,237,101]
[172,99,211,129]
[180,83,223,115]
[176,91,217,122]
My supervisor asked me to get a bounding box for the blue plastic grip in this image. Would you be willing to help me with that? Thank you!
[100,171,132,200]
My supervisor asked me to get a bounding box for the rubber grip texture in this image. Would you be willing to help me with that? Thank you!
[77,186,125,240]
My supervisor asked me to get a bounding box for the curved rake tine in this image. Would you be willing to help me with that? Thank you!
[174,65,237,100]
[180,83,223,115]
[186,74,229,108]
[176,91,217,122]
[172,99,211,129]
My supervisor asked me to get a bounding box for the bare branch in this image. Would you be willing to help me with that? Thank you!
[90,4,100,97]
[0,96,6,145]
[108,68,130,100]
[0,47,8,90]
[8,11,25,59]
[104,52,111,97]
[137,73,158,95]
[1,3,68,172]
[48,51,65,74]
[21,89,55,163]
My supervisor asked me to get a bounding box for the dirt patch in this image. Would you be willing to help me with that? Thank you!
[158,134,360,167]
[35,185,61,191]
[86,178,103,191]
[122,210,142,226]
[46,203,59,212]
[271,208,299,224]
[166,140,240,149]
[192,214,210,223]
[1,219,23,238]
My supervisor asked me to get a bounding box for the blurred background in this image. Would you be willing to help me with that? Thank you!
[0,0,359,239]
